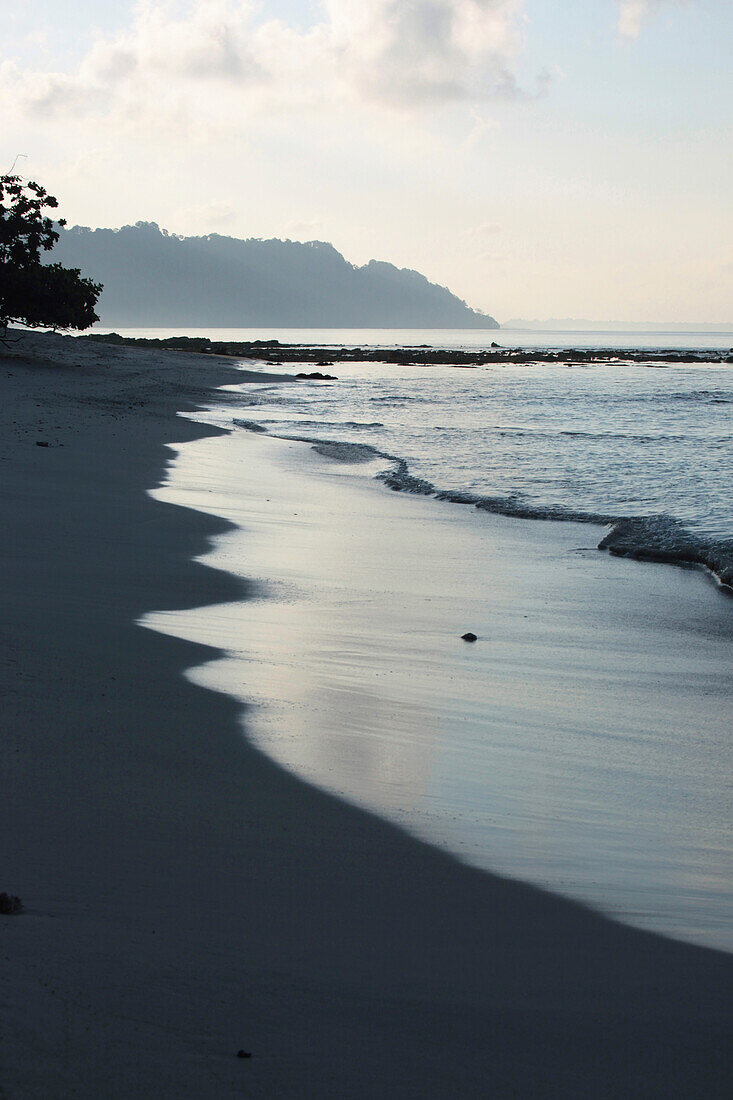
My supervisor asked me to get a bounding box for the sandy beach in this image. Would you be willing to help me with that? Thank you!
[1,331,731,1098]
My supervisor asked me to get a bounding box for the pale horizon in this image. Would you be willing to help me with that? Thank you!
[4,1,731,323]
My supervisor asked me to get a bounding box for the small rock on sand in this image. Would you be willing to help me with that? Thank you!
[0,893,23,914]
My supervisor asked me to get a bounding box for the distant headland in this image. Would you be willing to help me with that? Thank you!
[50,222,498,330]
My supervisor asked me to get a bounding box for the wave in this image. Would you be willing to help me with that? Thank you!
[368,395,434,406]
[233,418,268,433]
[265,418,385,431]
[599,517,733,591]
[375,455,732,587]
[230,416,733,592]
[376,462,733,592]
[240,392,312,408]
[492,427,689,444]
[377,459,436,495]
[474,496,618,525]
[667,390,733,404]
[311,441,387,465]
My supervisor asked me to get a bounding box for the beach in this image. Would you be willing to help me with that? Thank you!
[1,331,731,1097]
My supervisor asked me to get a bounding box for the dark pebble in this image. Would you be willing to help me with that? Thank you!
[0,892,23,914]
[461,632,478,642]
[36,441,49,447]
[236,1050,252,1059]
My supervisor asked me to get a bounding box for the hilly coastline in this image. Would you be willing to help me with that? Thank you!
[50,222,498,330]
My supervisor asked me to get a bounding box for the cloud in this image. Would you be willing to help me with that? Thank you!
[617,0,649,37]
[317,0,527,106]
[468,222,503,237]
[175,199,237,228]
[616,1,689,39]
[283,218,324,239]
[1,0,531,132]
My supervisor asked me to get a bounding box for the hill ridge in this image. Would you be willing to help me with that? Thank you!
[51,221,498,329]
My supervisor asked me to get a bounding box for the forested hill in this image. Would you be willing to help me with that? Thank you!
[51,222,498,329]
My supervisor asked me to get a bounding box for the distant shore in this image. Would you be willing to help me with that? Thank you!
[1,330,731,1097]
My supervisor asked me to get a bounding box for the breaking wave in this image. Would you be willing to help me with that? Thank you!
[273,419,384,431]
[377,459,435,495]
[599,517,733,591]
[311,441,387,465]
[230,417,733,593]
[233,418,268,433]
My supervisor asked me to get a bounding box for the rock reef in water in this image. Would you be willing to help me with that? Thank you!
[79,333,731,367]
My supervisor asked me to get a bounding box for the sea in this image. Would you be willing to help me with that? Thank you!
[115,325,733,583]
[131,327,733,951]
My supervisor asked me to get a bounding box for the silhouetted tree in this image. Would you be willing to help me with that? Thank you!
[0,174,102,337]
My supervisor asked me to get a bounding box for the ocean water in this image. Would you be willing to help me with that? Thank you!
[205,356,733,588]
[106,326,732,578]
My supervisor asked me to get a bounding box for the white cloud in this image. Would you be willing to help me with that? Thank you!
[283,218,324,240]
[1,0,530,131]
[174,199,237,228]
[617,0,649,37]
[318,0,527,105]
[616,1,689,39]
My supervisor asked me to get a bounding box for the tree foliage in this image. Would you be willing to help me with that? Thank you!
[0,174,102,334]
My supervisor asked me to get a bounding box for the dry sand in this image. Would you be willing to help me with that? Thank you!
[1,331,731,1097]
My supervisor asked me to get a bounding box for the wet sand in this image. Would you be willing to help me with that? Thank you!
[146,427,733,951]
[1,331,731,1097]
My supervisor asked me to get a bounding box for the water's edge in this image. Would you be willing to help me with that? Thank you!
[150,414,733,951]
[235,421,733,594]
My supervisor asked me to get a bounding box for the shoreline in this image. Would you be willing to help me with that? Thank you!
[1,332,731,1097]
[198,377,733,594]
[148,424,733,952]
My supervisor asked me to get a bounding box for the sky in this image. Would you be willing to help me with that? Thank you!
[2,0,731,322]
